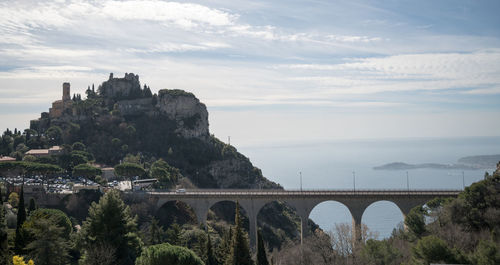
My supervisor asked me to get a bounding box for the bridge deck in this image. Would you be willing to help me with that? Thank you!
[145,189,461,197]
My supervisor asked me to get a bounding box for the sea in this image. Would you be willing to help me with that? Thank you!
[237,136,500,239]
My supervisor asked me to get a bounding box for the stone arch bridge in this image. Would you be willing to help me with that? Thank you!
[139,189,460,249]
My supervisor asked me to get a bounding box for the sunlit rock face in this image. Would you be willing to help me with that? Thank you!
[158,89,209,139]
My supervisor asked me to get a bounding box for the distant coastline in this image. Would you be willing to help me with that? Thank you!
[374,154,500,170]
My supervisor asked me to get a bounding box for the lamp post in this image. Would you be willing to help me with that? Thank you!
[406,171,409,193]
[300,171,302,191]
[353,171,356,192]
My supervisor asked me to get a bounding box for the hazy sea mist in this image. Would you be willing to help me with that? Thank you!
[238,136,500,238]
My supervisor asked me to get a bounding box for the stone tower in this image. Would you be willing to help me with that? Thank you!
[63,82,70,101]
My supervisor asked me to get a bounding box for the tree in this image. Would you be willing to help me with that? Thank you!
[216,228,232,264]
[27,198,36,215]
[72,164,102,181]
[205,233,218,265]
[256,230,269,265]
[225,202,252,265]
[470,239,500,265]
[405,205,426,238]
[23,209,72,240]
[80,242,116,265]
[148,217,163,245]
[70,153,88,167]
[8,192,19,207]
[0,201,8,265]
[360,239,400,265]
[150,159,178,189]
[114,163,145,188]
[71,142,85,151]
[165,222,182,246]
[78,190,142,265]
[413,235,456,264]
[135,243,204,265]
[46,126,62,145]
[25,218,69,265]
[15,185,26,253]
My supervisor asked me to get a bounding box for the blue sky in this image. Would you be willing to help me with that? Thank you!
[0,0,499,146]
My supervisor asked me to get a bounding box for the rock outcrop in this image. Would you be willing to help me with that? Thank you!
[158,89,209,139]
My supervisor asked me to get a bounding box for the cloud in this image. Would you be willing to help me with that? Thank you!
[326,35,382,43]
[100,0,236,28]
[276,50,500,94]
[463,86,500,95]
[206,98,401,108]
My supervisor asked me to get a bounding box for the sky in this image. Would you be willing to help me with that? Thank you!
[1,0,500,147]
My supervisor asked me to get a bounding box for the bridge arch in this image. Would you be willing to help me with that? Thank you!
[207,200,250,232]
[361,200,405,238]
[309,200,353,233]
[256,200,299,251]
[156,200,198,228]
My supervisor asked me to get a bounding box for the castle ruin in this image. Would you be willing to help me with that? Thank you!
[49,82,73,118]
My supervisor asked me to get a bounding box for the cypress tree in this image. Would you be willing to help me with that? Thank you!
[0,201,8,264]
[256,230,269,265]
[14,185,26,253]
[216,227,232,264]
[205,233,218,265]
[27,198,36,215]
[225,202,253,265]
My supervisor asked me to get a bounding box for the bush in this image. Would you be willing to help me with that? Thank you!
[135,243,204,265]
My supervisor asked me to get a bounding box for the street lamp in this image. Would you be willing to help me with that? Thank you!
[352,171,356,192]
[406,171,410,193]
[300,171,302,191]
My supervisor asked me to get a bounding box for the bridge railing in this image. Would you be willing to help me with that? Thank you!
[144,188,462,196]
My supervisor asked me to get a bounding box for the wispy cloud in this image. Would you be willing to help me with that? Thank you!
[276,50,500,94]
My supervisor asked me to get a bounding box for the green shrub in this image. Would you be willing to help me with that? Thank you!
[135,243,204,265]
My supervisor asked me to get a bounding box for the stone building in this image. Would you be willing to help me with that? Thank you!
[49,82,73,118]
[25,146,62,157]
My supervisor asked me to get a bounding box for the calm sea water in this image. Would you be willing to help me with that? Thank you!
[238,137,500,238]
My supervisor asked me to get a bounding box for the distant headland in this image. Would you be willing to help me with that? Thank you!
[374,154,500,170]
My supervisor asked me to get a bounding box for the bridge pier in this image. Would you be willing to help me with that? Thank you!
[286,199,321,245]
[239,199,267,250]
[181,199,211,229]
[341,200,373,246]
[394,198,430,232]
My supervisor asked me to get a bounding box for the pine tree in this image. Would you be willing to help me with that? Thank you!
[256,230,269,265]
[26,218,70,265]
[0,201,9,265]
[165,222,182,246]
[79,190,142,265]
[149,217,163,245]
[205,233,218,265]
[225,202,253,265]
[15,185,26,253]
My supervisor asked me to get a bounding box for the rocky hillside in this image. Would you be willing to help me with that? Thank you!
[27,73,303,249]
[30,73,279,189]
